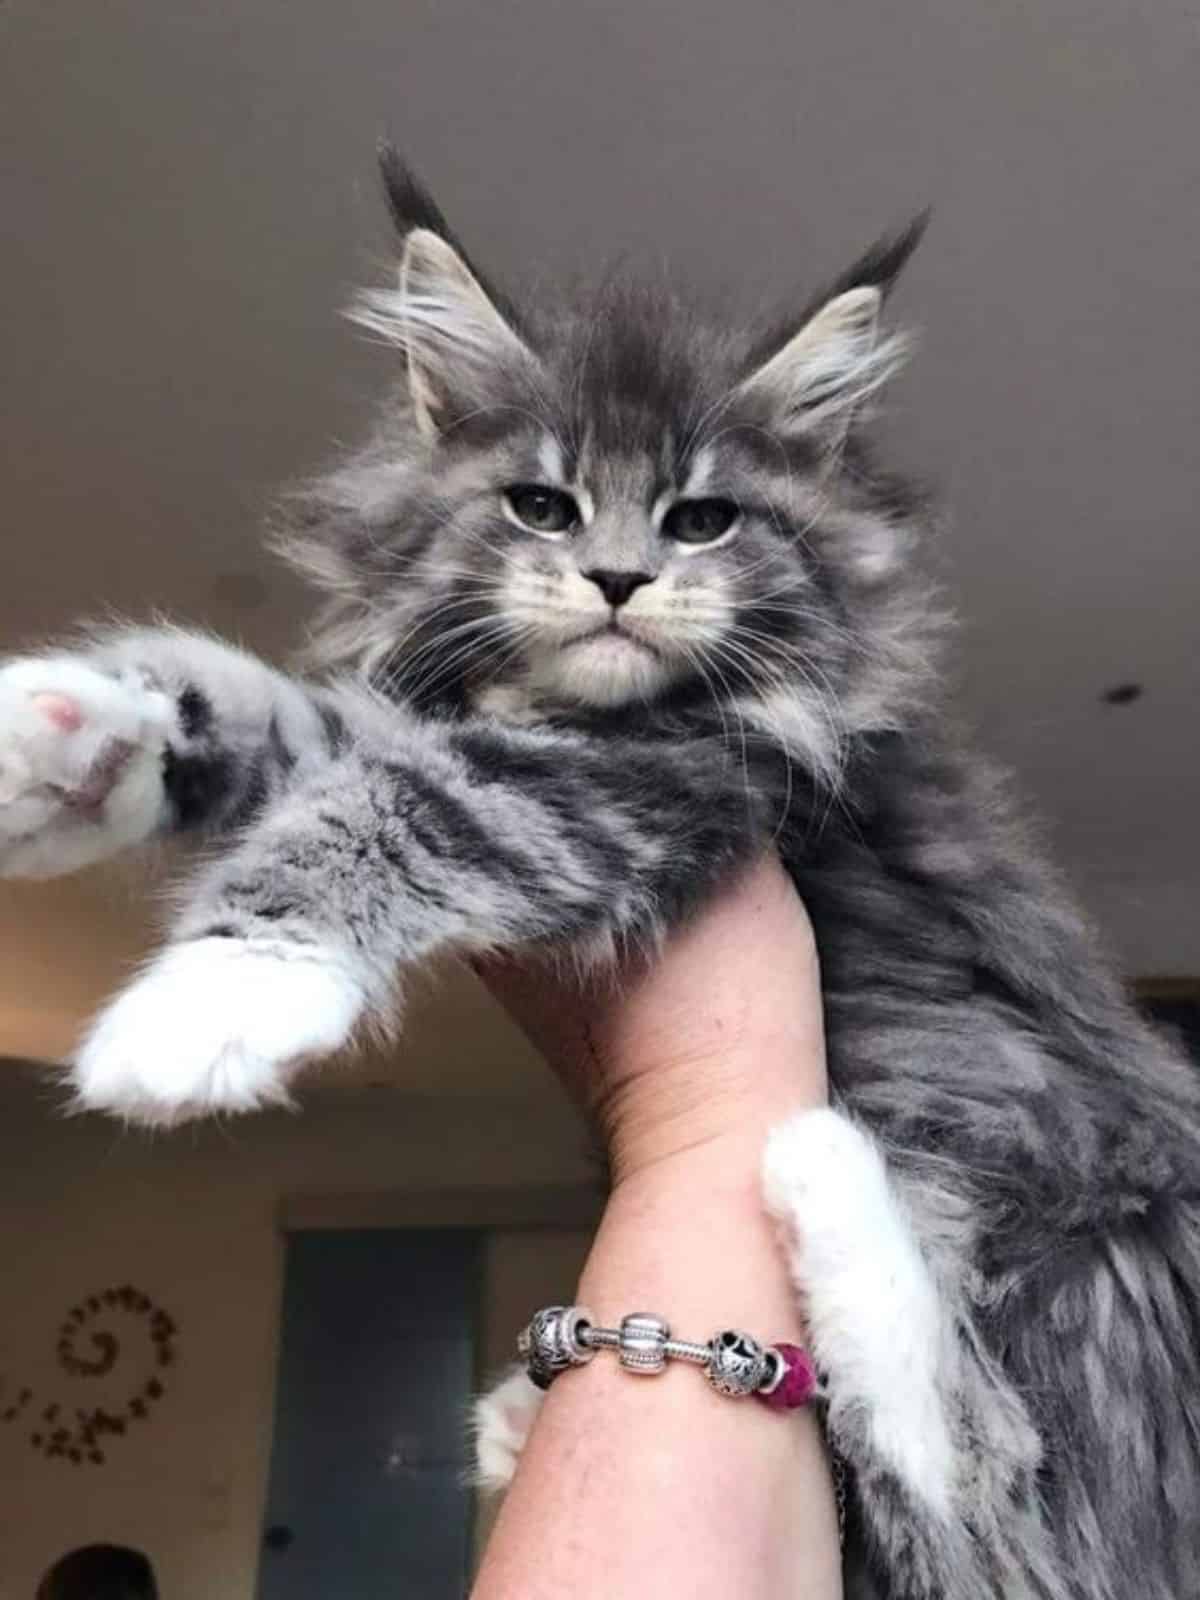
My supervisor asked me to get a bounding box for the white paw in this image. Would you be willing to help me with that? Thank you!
[473,1367,545,1493]
[763,1108,955,1511]
[0,657,172,877]
[73,937,366,1125]
[763,1107,902,1284]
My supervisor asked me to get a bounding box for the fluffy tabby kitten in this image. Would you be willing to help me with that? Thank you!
[2,153,1199,1599]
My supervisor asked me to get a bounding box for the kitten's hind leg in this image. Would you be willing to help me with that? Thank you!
[764,1111,971,1595]
[763,1109,959,1515]
[764,1110,1057,1599]
[473,1367,546,1494]
[476,1116,966,1517]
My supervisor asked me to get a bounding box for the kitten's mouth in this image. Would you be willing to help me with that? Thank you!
[566,620,662,660]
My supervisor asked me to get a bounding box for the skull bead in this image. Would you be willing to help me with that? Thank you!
[706,1328,769,1397]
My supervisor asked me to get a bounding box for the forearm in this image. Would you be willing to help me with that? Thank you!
[474,866,842,1600]
[474,1139,842,1600]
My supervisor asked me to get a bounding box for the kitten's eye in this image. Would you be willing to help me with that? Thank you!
[504,484,580,537]
[662,497,739,546]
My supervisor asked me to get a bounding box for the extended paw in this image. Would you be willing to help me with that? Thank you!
[72,937,366,1125]
[0,657,172,877]
[473,1367,545,1493]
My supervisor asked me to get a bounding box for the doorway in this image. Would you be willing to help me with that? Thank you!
[256,1229,480,1599]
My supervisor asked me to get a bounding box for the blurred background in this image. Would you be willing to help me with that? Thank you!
[1,0,1197,1594]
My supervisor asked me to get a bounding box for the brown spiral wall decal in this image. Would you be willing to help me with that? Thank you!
[0,1285,178,1466]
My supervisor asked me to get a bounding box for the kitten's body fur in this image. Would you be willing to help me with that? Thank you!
[1,160,1197,1597]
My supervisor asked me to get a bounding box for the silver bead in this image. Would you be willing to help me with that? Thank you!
[618,1312,671,1374]
[519,1305,595,1389]
[706,1328,769,1397]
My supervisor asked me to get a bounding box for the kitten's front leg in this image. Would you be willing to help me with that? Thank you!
[74,935,366,1122]
[0,628,342,878]
[73,718,772,1122]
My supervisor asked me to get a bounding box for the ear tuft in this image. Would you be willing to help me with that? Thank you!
[349,226,533,438]
[735,214,928,447]
[377,143,460,246]
[736,284,909,444]
[375,143,522,323]
[401,227,484,303]
[826,209,932,304]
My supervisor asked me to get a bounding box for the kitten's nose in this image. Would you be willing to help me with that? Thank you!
[583,569,654,609]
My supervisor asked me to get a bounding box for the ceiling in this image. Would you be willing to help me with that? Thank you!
[1,0,1197,1081]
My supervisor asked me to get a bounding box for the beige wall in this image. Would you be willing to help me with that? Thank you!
[0,1065,595,1600]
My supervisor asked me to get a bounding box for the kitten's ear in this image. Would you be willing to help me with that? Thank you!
[737,212,929,449]
[353,147,535,437]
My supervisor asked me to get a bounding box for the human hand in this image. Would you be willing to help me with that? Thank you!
[479,854,826,1184]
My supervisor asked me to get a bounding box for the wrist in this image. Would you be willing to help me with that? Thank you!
[605,1055,825,1187]
[582,1128,807,1343]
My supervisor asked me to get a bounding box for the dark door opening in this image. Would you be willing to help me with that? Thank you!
[257,1228,481,1599]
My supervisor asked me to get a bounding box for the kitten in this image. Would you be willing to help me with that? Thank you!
[2,152,1198,1598]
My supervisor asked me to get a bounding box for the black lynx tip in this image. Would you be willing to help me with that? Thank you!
[376,142,456,243]
[374,139,524,328]
[833,208,933,302]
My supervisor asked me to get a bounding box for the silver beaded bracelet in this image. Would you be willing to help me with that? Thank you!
[518,1305,818,1409]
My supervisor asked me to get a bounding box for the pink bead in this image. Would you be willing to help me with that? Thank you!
[759,1343,817,1410]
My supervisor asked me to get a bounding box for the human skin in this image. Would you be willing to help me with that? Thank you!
[471,855,842,1600]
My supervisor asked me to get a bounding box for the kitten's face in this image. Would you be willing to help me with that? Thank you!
[430,396,818,711]
[497,445,768,708]
[294,188,928,746]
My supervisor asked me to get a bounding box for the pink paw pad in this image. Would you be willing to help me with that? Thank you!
[32,692,84,733]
